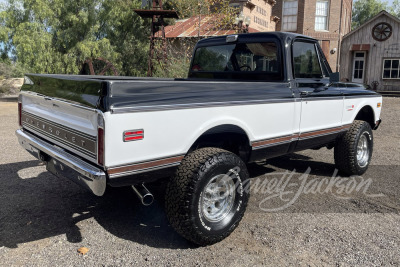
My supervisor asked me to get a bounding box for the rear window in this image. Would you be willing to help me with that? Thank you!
[189,42,283,81]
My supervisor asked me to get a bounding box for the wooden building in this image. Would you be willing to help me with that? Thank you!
[340,11,400,91]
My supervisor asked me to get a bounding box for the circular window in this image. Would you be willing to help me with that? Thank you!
[372,22,392,41]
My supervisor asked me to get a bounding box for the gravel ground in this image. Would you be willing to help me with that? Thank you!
[0,98,399,266]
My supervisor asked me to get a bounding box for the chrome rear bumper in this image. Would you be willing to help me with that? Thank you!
[16,129,106,196]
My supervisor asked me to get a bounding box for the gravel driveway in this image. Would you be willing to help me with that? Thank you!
[0,98,399,266]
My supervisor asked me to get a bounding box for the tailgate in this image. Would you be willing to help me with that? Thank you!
[20,74,106,164]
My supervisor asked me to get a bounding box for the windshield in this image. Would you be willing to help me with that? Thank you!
[189,42,283,81]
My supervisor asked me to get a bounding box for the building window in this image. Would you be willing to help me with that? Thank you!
[254,16,268,27]
[315,0,329,31]
[383,59,400,79]
[256,6,267,16]
[344,9,349,33]
[282,0,298,31]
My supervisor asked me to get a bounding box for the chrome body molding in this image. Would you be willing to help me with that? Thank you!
[251,125,351,150]
[344,94,381,99]
[297,124,351,141]
[110,94,380,114]
[301,96,344,101]
[110,99,297,114]
[252,134,295,150]
[16,129,106,196]
[107,155,185,178]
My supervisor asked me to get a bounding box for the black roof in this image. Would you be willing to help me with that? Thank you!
[196,31,316,46]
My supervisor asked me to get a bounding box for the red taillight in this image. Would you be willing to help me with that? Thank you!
[18,102,22,127]
[97,127,104,166]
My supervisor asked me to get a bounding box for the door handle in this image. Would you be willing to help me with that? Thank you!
[300,91,310,97]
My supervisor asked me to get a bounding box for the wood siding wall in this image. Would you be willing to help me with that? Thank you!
[340,15,400,91]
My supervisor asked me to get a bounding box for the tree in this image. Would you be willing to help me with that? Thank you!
[151,0,239,78]
[99,0,150,76]
[352,0,389,29]
[167,0,239,28]
[0,0,242,78]
[390,0,400,17]
[0,0,150,75]
[165,0,205,18]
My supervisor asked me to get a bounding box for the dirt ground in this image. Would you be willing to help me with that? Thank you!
[0,98,399,266]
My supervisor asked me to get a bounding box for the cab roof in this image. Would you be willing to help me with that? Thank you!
[195,31,317,47]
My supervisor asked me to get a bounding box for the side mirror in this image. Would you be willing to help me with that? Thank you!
[330,72,340,83]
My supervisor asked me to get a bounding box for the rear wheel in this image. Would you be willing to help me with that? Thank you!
[165,147,249,245]
[334,120,373,176]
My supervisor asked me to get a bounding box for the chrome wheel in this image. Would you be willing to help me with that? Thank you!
[201,174,236,222]
[357,134,369,167]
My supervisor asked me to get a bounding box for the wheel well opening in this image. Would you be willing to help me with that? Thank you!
[355,106,375,128]
[188,125,251,162]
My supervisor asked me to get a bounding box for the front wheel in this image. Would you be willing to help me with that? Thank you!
[334,120,373,176]
[165,148,249,245]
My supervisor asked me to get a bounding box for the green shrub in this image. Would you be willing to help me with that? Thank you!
[0,78,24,95]
[0,62,29,79]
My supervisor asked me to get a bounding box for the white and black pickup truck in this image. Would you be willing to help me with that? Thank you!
[17,32,382,245]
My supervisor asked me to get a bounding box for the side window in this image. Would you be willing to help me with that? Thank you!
[293,42,323,78]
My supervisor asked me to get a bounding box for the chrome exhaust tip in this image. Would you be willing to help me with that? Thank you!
[132,184,154,206]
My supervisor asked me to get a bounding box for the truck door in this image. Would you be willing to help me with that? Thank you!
[292,40,344,150]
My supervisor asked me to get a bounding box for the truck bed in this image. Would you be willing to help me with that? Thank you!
[22,74,295,114]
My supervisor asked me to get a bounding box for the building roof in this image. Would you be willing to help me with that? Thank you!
[154,15,259,38]
[343,10,400,40]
